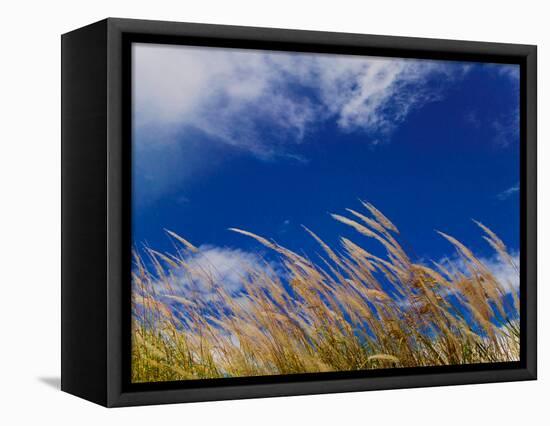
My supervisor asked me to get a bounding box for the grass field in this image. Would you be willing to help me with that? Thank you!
[131,202,520,383]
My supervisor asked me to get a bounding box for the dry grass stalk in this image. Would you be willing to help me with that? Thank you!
[131,202,520,383]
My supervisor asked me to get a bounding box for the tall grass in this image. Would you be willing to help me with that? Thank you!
[131,201,520,383]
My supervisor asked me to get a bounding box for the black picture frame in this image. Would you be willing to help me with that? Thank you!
[61,17,537,407]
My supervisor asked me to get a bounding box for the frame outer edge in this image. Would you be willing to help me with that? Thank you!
[100,17,537,407]
[61,19,109,406]
[106,18,125,407]
[525,45,537,379]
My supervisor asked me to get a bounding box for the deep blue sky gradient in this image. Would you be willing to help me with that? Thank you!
[132,56,520,267]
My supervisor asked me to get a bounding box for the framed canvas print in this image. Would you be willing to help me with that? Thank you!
[61,18,537,407]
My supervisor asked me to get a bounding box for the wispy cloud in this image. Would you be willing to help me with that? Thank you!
[463,64,519,148]
[497,64,520,82]
[492,64,520,147]
[132,44,469,202]
[483,253,520,292]
[134,44,469,152]
[492,108,520,147]
[497,183,519,200]
[439,252,519,293]
[152,245,273,301]
[464,110,481,128]
[464,106,519,149]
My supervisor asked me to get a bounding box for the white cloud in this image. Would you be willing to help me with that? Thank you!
[497,64,520,82]
[163,245,264,297]
[132,44,468,202]
[490,64,520,147]
[188,245,264,294]
[438,252,519,293]
[150,245,284,309]
[497,183,519,200]
[491,106,519,147]
[133,44,318,158]
[483,253,520,292]
[133,43,465,153]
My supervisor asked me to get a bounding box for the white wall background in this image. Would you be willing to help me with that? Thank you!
[0,0,546,424]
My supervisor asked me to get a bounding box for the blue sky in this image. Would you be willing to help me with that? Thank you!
[131,43,520,288]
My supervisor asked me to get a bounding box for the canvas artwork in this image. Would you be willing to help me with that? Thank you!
[130,43,520,384]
